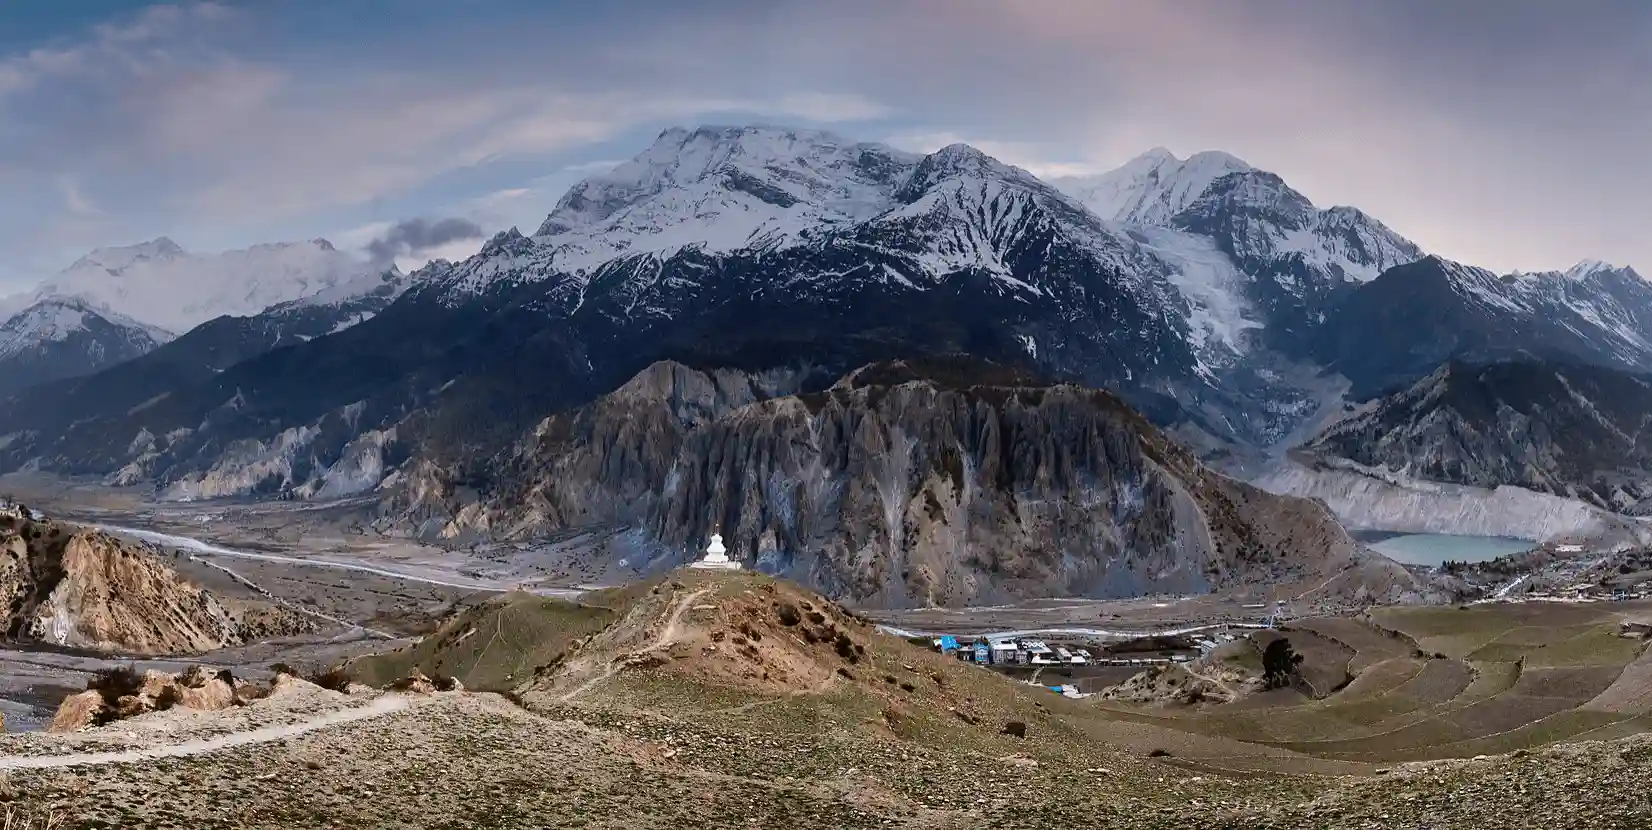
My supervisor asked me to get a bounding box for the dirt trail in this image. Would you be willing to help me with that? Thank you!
[186,551,400,640]
[0,695,413,771]
[559,588,712,703]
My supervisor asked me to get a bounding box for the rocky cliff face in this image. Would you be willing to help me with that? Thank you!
[384,359,1365,607]
[0,508,311,654]
[1303,360,1652,515]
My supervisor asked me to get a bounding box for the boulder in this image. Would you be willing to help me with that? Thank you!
[268,673,324,698]
[176,677,236,711]
[114,694,152,720]
[391,668,437,695]
[48,691,106,733]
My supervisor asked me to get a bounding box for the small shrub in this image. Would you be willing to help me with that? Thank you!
[898,681,916,692]
[775,604,801,626]
[1149,748,1172,758]
[834,633,859,663]
[87,666,144,704]
[806,611,826,626]
[1002,721,1027,738]
[155,684,185,711]
[308,668,353,693]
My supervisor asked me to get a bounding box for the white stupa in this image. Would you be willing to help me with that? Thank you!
[690,531,742,571]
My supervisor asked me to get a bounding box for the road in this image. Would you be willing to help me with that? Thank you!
[875,622,1269,641]
[91,523,587,597]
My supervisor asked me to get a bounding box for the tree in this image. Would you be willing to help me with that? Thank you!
[1261,638,1305,689]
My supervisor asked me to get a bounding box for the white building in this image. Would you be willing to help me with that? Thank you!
[689,532,742,571]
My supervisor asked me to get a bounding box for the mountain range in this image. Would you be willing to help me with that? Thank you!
[0,123,1648,598]
[0,237,376,393]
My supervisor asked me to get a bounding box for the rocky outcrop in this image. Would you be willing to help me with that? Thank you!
[387,359,1365,607]
[1304,360,1652,516]
[47,665,282,733]
[0,512,313,655]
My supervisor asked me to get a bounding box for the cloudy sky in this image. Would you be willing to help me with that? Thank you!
[1,0,1647,292]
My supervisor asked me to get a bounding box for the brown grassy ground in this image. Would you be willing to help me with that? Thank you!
[4,575,1652,827]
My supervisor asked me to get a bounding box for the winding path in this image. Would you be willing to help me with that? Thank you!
[90,524,524,594]
[0,696,412,771]
[559,588,712,703]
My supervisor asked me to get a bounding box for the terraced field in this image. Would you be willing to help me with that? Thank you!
[1089,600,1652,762]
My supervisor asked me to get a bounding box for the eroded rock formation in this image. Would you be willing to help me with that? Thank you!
[0,511,312,655]
[387,359,1372,607]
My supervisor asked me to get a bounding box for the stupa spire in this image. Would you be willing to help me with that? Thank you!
[690,527,742,571]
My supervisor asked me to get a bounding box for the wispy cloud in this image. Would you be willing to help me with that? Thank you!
[0,3,231,99]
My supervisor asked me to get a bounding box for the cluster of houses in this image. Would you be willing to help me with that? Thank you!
[929,634,1230,667]
[929,635,1096,666]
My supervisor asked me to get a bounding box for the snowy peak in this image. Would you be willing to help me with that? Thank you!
[1172,171,1422,285]
[1561,259,1641,282]
[535,124,913,236]
[1054,147,1254,225]
[1180,170,1313,221]
[893,142,1050,203]
[526,124,921,273]
[0,296,169,362]
[27,238,370,333]
[68,237,187,275]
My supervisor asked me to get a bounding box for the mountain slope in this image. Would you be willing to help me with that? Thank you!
[1304,359,1652,514]
[1168,170,1424,350]
[0,297,171,397]
[385,358,1389,608]
[0,267,418,483]
[1311,256,1652,398]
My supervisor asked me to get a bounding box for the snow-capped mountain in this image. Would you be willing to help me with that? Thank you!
[22,237,368,333]
[1164,170,1424,354]
[527,125,921,275]
[422,127,1198,395]
[1054,147,1253,225]
[0,296,171,398]
[1312,255,1652,397]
